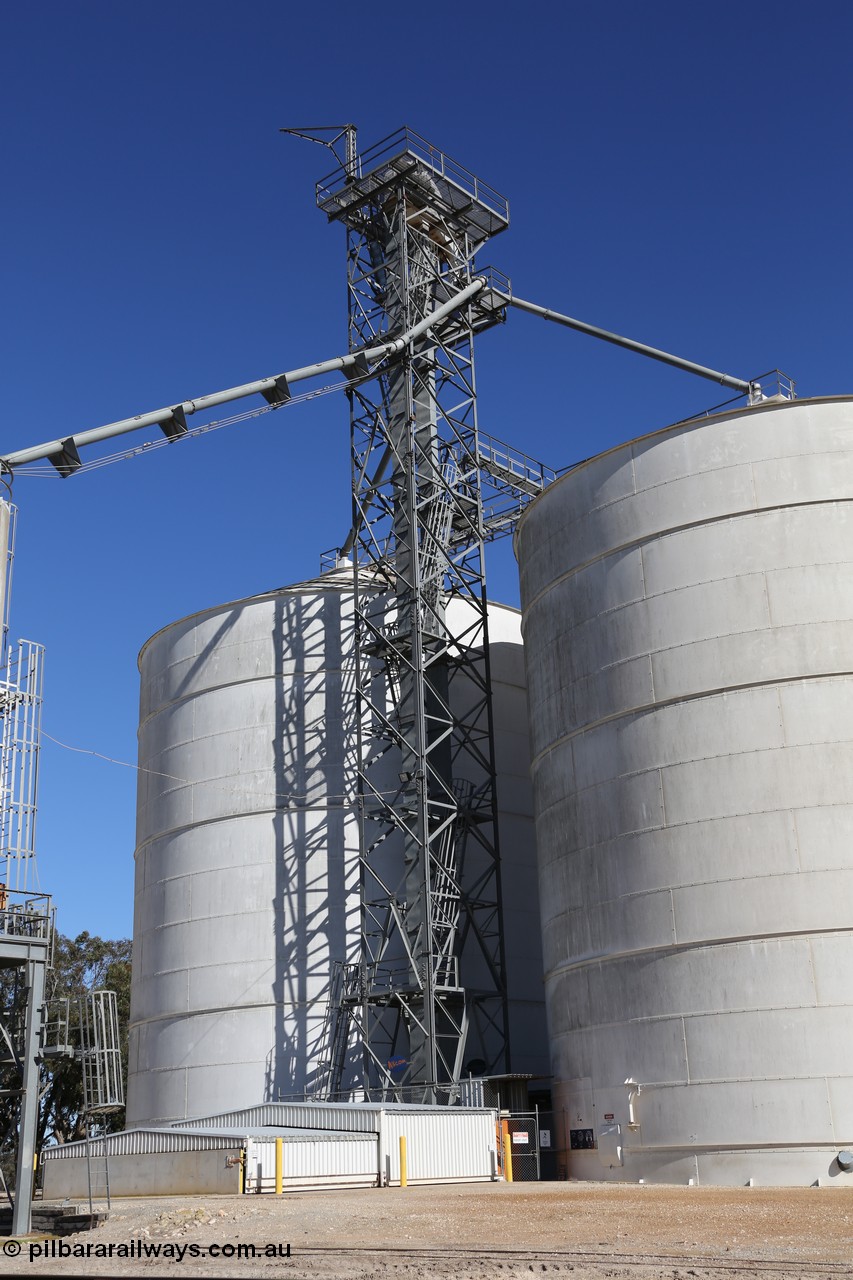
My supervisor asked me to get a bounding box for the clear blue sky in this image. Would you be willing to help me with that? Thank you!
[3,1,852,940]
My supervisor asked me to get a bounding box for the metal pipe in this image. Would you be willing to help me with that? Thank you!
[503,293,752,394]
[1,279,486,471]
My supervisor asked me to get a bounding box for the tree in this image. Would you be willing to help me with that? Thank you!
[0,931,131,1187]
[39,932,132,1148]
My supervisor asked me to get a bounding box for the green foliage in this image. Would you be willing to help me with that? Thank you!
[0,930,131,1185]
[40,932,132,1148]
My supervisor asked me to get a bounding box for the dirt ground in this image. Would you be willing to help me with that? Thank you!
[1,1181,851,1279]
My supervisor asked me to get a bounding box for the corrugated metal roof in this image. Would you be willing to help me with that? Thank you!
[42,1124,376,1160]
[172,1100,495,1134]
[42,1130,242,1159]
[177,1126,374,1143]
[45,1105,497,1166]
[43,1112,497,1185]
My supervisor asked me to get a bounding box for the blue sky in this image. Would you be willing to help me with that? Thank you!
[3,1,852,939]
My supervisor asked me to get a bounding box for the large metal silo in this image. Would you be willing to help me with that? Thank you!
[515,396,853,1186]
[126,571,546,1126]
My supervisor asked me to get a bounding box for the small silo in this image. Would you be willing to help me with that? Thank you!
[126,570,546,1126]
[515,395,853,1186]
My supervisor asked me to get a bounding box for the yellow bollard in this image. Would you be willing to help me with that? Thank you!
[399,1135,407,1188]
[275,1137,283,1195]
[501,1121,513,1183]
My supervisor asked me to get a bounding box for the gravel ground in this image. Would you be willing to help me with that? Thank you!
[1,1181,851,1279]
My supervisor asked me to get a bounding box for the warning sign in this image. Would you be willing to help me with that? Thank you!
[511,1131,529,1145]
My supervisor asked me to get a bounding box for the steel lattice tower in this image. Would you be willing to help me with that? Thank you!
[0,506,52,1235]
[316,129,513,1099]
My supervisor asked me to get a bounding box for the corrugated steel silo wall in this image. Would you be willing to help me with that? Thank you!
[127,577,362,1125]
[127,577,547,1126]
[515,396,853,1186]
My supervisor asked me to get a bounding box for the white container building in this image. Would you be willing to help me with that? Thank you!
[41,1103,499,1197]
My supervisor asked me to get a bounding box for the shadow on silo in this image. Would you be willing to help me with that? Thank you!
[267,586,358,1101]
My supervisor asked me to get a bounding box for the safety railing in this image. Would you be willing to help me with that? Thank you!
[477,432,557,496]
[0,888,52,941]
[317,127,509,227]
[677,368,798,427]
[748,368,797,403]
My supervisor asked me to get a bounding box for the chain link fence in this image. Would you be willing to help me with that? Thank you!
[499,1111,558,1181]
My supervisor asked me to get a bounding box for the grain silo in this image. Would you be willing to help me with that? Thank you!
[515,395,853,1186]
[126,569,547,1126]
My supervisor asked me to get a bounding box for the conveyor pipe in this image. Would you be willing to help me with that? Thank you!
[503,293,752,394]
[1,279,487,471]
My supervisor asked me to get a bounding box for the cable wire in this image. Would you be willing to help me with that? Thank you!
[39,727,409,811]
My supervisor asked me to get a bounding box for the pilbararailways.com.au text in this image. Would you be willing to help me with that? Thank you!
[19,1240,291,1262]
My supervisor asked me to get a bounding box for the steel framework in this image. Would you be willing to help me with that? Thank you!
[0,639,44,895]
[315,129,517,1099]
[80,989,124,1117]
[80,988,124,1211]
[0,610,52,1236]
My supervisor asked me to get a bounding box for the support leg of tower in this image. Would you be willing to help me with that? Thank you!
[12,956,45,1237]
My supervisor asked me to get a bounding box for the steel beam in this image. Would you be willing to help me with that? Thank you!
[11,955,45,1237]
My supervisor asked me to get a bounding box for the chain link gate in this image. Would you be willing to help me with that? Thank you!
[504,1113,539,1182]
[499,1110,558,1181]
